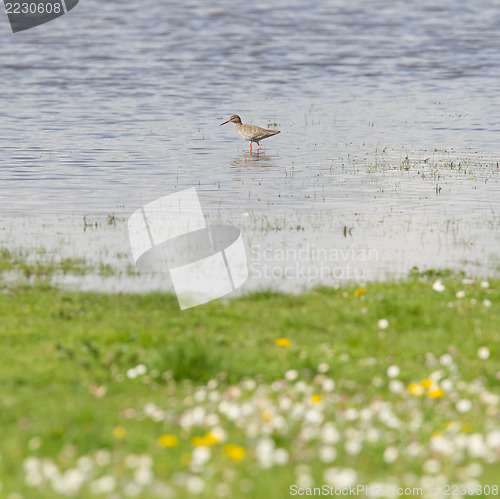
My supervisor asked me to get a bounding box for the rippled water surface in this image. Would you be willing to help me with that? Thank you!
[1,0,500,288]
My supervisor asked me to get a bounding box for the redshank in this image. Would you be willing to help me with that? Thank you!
[220,115,280,151]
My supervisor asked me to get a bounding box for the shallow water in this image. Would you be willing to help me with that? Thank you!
[1,0,500,291]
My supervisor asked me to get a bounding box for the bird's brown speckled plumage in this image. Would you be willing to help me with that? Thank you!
[220,115,280,151]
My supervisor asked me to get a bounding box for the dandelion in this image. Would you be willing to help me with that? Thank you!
[421,379,433,388]
[275,338,291,347]
[408,383,424,396]
[387,365,400,378]
[310,394,322,404]
[477,347,490,360]
[158,434,179,448]
[354,288,367,297]
[223,444,246,462]
[112,426,126,439]
[427,387,444,399]
[432,279,445,292]
[377,319,389,330]
[191,432,219,447]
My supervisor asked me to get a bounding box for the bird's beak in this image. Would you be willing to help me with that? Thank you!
[220,119,231,126]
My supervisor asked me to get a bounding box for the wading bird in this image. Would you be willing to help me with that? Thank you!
[220,115,280,151]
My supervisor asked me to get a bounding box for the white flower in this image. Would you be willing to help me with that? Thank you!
[274,448,289,465]
[383,446,398,463]
[319,446,337,463]
[456,399,472,413]
[322,378,336,392]
[377,319,389,329]
[23,457,40,473]
[123,482,142,497]
[480,281,490,288]
[486,430,500,450]
[477,347,490,359]
[297,474,314,488]
[192,447,211,466]
[285,370,298,381]
[439,354,453,366]
[468,434,487,458]
[134,467,154,486]
[345,440,362,455]
[42,459,60,480]
[324,467,357,488]
[387,365,400,378]
[344,408,358,421]
[389,380,404,394]
[135,364,147,375]
[255,438,275,469]
[94,449,111,466]
[432,279,445,292]
[317,363,329,373]
[185,475,205,495]
[456,290,465,298]
[423,459,441,474]
[482,299,492,308]
[322,423,340,444]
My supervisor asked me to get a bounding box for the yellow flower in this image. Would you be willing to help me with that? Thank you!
[408,383,424,396]
[310,394,322,404]
[181,453,191,466]
[223,444,246,462]
[461,423,472,433]
[261,410,272,422]
[354,288,367,297]
[427,387,444,399]
[158,434,179,448]
[421,379,433,388]
[112,426,126,439]
[192,432,219,447]
[275,338,291,347]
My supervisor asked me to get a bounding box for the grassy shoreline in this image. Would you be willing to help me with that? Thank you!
[0,277,499,498]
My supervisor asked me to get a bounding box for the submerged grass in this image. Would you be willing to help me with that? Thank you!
[0,277,499,497]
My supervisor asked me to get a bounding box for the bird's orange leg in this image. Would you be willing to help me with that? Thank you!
[258,143,262,150]
[249,142,252,152]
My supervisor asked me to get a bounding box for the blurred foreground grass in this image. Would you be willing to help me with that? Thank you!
[0,277,499,498]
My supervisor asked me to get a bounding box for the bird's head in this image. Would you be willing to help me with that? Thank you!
[220,115,242,125]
